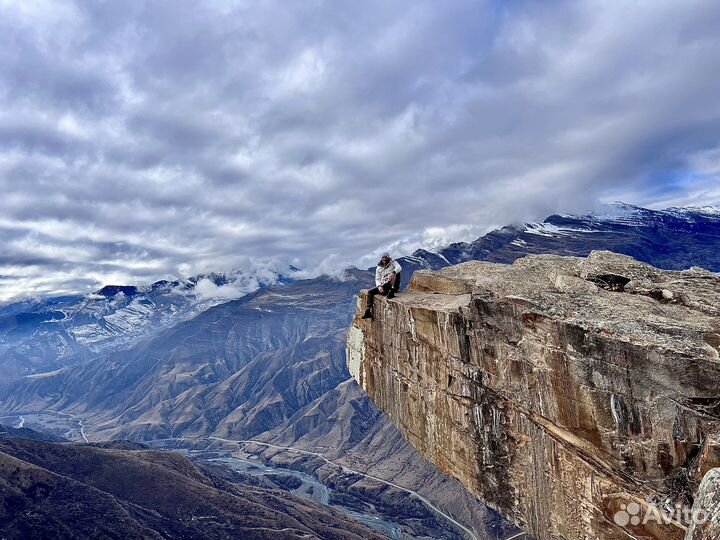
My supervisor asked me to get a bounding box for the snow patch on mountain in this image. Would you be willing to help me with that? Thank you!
[24,367,68,379]
[666,206,720,218]
[0,264,301,372]
[524,222,601,237]
[586,202,646,220]
[556,202,720,226]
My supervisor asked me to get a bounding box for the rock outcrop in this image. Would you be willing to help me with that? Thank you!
[686,468,720,540]
[347,251,720,540]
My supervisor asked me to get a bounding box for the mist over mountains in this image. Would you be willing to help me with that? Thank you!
[0,267,300,380]
[1,203,719,539]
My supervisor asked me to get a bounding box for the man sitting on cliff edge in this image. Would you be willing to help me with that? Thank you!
[361,253,402,320]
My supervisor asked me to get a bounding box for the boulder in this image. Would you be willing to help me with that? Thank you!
[686,468,720,540]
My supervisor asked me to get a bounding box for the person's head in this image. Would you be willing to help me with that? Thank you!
[379,253,391,266]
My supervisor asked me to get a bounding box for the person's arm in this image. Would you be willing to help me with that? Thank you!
[387,261,401,285]
[375,266,382,287]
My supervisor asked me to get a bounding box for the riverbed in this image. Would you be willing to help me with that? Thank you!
[184,449,402,539]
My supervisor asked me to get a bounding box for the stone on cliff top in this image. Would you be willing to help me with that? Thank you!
[348,250,720,540]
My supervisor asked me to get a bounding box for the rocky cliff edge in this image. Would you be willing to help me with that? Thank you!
[347,251,720,540]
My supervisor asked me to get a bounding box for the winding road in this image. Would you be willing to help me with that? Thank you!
[45,410,89,442]
[4,415,521,540]
[208,436,480,540]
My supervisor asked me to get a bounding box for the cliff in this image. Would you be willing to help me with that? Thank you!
[347,251,720,540]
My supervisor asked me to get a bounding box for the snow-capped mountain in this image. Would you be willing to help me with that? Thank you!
[0,267,298,379]
[584,202,720,224]
[1,203,718,540]
[421,202,720,272]
[3,203,718,381]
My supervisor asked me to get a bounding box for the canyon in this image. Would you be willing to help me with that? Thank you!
[2,205,720,539]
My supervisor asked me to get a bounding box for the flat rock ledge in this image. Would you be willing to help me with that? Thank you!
[347,251,720,540]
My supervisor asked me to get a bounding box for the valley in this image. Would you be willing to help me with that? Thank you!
[1,204,718,539]
[154,437,479,540]
[0,407,487,538]
[0,410,87,442]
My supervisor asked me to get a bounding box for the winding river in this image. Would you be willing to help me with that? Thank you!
[184,450,402,539]
[0,414,475,539]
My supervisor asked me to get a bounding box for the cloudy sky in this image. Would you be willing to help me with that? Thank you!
[1,0,719,302]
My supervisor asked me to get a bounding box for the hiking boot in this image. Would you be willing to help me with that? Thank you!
[361,309,373,320]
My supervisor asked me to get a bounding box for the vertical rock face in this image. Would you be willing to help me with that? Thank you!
[347,251,720,540]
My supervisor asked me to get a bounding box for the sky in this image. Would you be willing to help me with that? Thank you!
[1,0,719,303]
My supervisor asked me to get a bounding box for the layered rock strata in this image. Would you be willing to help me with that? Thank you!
[347,251,720,540]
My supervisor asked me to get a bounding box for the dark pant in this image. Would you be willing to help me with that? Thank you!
[366,272,402,311]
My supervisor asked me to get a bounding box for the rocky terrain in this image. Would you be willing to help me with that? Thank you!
[348,251,720,540]
[0,433,386,539]
[0,269,293,379]
[1,203,719,539]
[0,273,505,539]
[686,468,720,540]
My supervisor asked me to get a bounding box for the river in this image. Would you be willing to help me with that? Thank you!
[183,449,403,539]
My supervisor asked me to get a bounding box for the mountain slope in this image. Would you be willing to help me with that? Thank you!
[0,272,372,441]
[0,270,510,538]
[0,436,384,539]
[257,380,506,538]
[0,269,294,380]
[1,203,719,539]
[437,203,720,270]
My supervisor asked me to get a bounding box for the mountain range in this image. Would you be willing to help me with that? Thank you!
[402,203,720,274]
[0,268,296,380]
[1,203,718,539]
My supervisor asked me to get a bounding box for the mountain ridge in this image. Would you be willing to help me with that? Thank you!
[0,435,387,539]
[2,203,720,539]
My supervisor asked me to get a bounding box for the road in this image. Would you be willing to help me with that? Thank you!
[2,409,88,442]
[208,436,480,540]
[47,410,89,442]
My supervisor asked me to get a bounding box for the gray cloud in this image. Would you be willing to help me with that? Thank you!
[0,0,719,302]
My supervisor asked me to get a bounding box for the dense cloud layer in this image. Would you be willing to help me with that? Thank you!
[1,0,719,302]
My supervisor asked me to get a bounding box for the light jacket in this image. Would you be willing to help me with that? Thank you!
[375,259,402,287]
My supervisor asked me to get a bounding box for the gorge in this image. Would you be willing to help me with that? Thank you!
[2,205,720,539]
